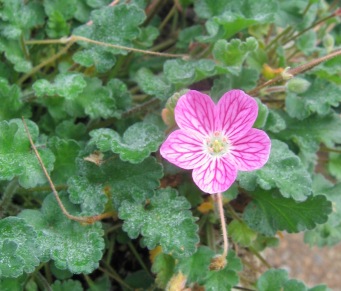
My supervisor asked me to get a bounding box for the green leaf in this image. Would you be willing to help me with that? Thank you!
[238,139,312,201]
[0,39,32,72]
[254,98,269,128]
[286,78,341,120]
[0,276,26,291]
[228,219,257,247]
[195,0,277,41]
[0,217,40,277]
[164,59,218,87]
[46,11,70,39]
[296,30,317,54]
[90,122,164,163]
[51,279,83,291]
[264,109,286,133]
[204,250,242,291]
[211,68,258,101]
[75,156,163,209]
[0,119,55,188]
[124,270,154,290]
[135,68,173,100]
[256,269,288,291]
[67,176,108,216]
[151,253,175,289]
[243,189,332,236]
[176,246,214,284]
[328,151,341,181]
[72,4,146,72]
[256,269,330,291]
[177,25,204,49]
[119,188,199,258]
[213,37,258,69]
[276,112,341,167]
[0,0,44,38]
[19,193,105,274]
[55,120,87,140]
[0,78,29,121]
[44,0,78,20]
[304,176,341,247]
[312,56,341,85]
[33,73,87,100]
[48,137,80,184]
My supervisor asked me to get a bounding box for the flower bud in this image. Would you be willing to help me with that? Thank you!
[281,67,293,80]
[286,78,311,94]
[323,34,335,53]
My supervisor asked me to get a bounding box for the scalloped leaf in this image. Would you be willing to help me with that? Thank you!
[0,217,40,277]
[238,139,312,201]
[19,193,105,274]
[243,189,332,236]
[74,156,163,209]
[0,119,55,188]
[286,78,341,120]
[48,137,81,184]
[72,4,146,72]
[0,78,29,121]
[164,59,218,87]
[228,219,257,247]
[195,0,277,42]
[256,269,330,291]
[67,176,108,216]
[119,188,199,258]
[90,122,164,163]
[151,253,175,289]
[33,73,87,100]
[213,37,258,69]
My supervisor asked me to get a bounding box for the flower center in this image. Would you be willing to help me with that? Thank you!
[205,131,230,157]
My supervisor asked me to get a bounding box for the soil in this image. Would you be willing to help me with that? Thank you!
[264,233,341,290]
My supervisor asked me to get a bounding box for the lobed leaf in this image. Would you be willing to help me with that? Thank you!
[19,193,105,274]
[238,139,312,201]
[243,189,332,236]
[90,122,164,163]
[0,217,40,277]
[119,188,199,258]
[0,119,55,188]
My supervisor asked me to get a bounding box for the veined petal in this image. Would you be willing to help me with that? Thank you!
[216,90,258,142]
[175,90,215,136]
[229,128,271,171]
[192,157,237,194]
[160,129,208,170]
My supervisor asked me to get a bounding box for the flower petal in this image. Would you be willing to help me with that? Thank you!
[160,129,208,170]
[175,90,215,136]
[216,90,258,142]
[229,128,271,171]
[192,157,237,194]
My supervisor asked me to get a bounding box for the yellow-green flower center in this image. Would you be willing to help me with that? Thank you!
[205,131,230,157]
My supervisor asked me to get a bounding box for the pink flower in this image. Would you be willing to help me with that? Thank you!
[160,90,271,194]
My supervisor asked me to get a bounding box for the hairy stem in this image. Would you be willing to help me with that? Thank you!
[22,117,114,224]
[216,192,228,257]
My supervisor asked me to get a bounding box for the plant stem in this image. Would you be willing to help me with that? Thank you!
[0,179,19,219]
[247,48,341,96]
[216,192,228,257]
[22,117,115,224]
[99,261,134,290]
[248,246,272,269]
[127,241,153,278]
[159,5,177,31]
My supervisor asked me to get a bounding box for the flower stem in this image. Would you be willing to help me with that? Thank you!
[0,178,19,219]
[217,192,228,257]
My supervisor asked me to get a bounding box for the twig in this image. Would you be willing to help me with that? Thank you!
[22,117,114,224]
[247,49,341,96]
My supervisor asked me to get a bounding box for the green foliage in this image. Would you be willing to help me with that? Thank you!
[19,194,105,274]
[119,188,199,258]
[256,269,330,291]
[72,4,146,72]
[0,0,340,288]
[0,217,40,277]
[0,119,55,188]
[90,121,164,163]
[238,140,312,201]
[243,189,332,236]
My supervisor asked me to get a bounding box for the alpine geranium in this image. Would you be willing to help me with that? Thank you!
[160,90,271,194]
